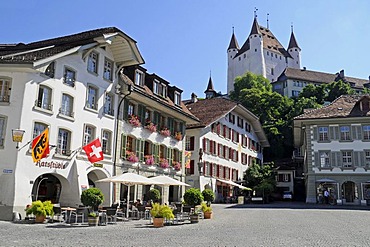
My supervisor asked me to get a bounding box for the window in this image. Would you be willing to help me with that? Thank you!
[60,94,74,117]
[154,80,167,97]
[365,151,370,166]
[340,126,351,140]
[0,78,10,102]
[174,92,181,106]
[292,90,300,97]
[186,136,195,151]
[160,145,167,159]
[342,151,352,167]
[145,109,152,122]
[363,125,370,140]
[277,174,291,182]
[237,116,243,128]
[87,51,98,74]
[57,128,71,155]
[135,70,144,86]
[271,68,274,75]
[102,130,112,155]
[64,68,75,87]
[103,58,113,81]
[0,116,6,147]
[44,62,55,78]
[229,113,235,124]
[36,85,52,111]
[104,93,114,116]
[318,127,328,141]
[33,122,48,138]
[86,85,98,110]
[127,102,135,116]
[83,125,96,146]
[320,151,330,168]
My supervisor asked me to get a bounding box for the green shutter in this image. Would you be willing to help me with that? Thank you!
[139,139,145,162]
[357,126,362,140]
[167,148,172,166]
[135,138,140,159]
[334,126,340,140]
[180,122,185,135]
[120,134,127,158]
[179,151,183,163]
[153,111,160,126]
[354,151,361,167]
[154,144,160,163]
[329,126,335,140]
[123,99,129,120]
[313,127,318,141]
[168,118,174,134]
[138,104,146,124]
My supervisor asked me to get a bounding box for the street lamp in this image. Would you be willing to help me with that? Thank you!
[112,75,132,202]
[12,129,25,149]
[35,177,48,201]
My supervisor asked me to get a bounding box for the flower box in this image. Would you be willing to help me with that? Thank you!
[160,128,171,137]
[159,158,169,168]
[172,161,181,171]
[174,132,182,141]
[144,155,155,165]
[129,115,141,127]
[126,151,139,162]
[145,122,157,132]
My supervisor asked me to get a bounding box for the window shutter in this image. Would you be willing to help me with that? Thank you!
[139,139,145,162]
[154,144,160,163]
[203,138,206,152]
[168,118,174,134]
[190,136,195,150]
[135,138,140,158]
[314,152,320,167]
[351,126,357,140]
[361,151,366,167]
[354,151,360,167]
[153,111,160,126]
[356,126,362,140]
[329,126,335,140]
[180,122,185,135]
[190,160,194,174]
[167,148,172,166]
[313,127,318,140]
[335,152,342,167]
[138,104,146,124]
[179,151,182,163]
[120,134,127,158]
[123,99,129,120]
[334,126,340,140]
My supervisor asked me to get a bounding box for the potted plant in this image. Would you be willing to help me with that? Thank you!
[149,188,161,203]
[172,161,181,171]
[160,128,171,137]
[202,189,215,206]
[144,155,155,165]
[129,114,141,127]
[87,212,99,226]
[145,121,157,132]
[150,203,174,227]
[174,132,182,141]
[183,188,203,223]
[126,151,139,163]
[159,158,169,168]
[25,200,54,223]
[201,202,213,219]
[81,188,104,226]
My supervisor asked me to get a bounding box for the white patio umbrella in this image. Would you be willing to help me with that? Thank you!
[148,176,190,204]
[96,172,164,218]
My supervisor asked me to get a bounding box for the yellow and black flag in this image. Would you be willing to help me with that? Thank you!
[32,128,50,163]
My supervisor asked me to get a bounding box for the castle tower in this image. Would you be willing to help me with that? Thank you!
[287,30,301,69]
[248,17,266,78]
[204,75,217,99]
[227,29,239,94]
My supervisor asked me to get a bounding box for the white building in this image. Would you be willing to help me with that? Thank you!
[294,95,370,205]
[0,27,145,220]
[227,17,300,94]
[185,79,269,202]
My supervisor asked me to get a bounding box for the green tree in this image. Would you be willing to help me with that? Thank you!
[244,162,276,201]
[325,80,354,102]
[298,84,326,104]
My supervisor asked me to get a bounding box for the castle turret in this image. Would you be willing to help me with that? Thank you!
[227,29,239,94]
[204,75,217,99]
[248,18,266,78]
[287,30,301,69]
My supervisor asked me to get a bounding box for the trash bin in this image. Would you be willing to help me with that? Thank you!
[238,196,244,204]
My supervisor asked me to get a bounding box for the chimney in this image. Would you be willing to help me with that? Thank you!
[340,69,344,78]
[303,67,306,71]
[191,93,198,103]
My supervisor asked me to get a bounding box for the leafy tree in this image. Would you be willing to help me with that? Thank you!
[325,80,354,102]
[244,162,276,201]
[298,84,326,104]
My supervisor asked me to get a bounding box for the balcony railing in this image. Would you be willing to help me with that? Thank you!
[0,95,9,102]
[85,102,98,110]
[55,148,72,156]
[34,100,53,111]
[59,108,74,118]
[103,108,114,116]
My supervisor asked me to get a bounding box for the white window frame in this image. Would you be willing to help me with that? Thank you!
[64,67,76,87]
[33,122,48,139]
[319,127,328,141]
[83,125,96,146]
[57,128,71,155]
[342,151,352,168]
[340,126,351,141]
[135,70,144,86]
[102,130,112,155]
[363,125,370,140]
[174,92,181,105]
[60,93,74,117]
[365,150,370,166]
[104,93,114,116]
[87,51,99,74]
[36,85,53,111]
[320,151,330,168]
[103,58,113,81]
[86,85,98,110]
[0,78,11,103]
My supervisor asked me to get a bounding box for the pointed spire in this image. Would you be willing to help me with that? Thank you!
[288,30,300,49]
[228,27,239,50]
[204,73,216,97]
[250,17,261,36]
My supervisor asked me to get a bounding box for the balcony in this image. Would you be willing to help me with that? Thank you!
[59,108,74,118]
[55,148,72,156]
[34,100,53,111]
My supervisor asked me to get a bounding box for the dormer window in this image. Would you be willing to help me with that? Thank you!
[360,98,370,112]
[174,92,181,106]
[64,67,75,87]
[135,70,145,86]
[153,80,167,98]
[103,58,113,81]
[45,62,55,78]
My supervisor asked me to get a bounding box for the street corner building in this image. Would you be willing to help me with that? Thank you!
[0,27,198,221]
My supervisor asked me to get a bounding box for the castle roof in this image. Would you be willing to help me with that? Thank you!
[235,19,291,59]
[288,31,300,49]
[276,67,369,89]
[204,76,216,93]
[228,32,239,50]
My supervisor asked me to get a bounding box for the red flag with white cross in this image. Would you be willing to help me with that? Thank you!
[82,138,104,163]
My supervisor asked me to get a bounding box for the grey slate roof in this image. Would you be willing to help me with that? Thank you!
[228,32,239,50]
[288,31,300,49]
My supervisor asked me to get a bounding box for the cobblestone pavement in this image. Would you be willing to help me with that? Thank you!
[1,202,370,247]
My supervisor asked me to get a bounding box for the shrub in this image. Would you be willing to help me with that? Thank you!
[150,203,174,219]
[201,202,212,213]
[183,188,203,207]
[81,188,104,211]
[149,188,161,203]
[202,189,215,205]
[25,200,54,217]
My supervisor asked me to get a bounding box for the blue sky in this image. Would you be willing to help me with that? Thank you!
[1,1,370,99]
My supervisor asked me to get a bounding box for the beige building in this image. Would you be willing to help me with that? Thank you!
[294,95,370,205]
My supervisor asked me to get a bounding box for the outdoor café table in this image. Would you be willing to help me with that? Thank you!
[61,207,76,223]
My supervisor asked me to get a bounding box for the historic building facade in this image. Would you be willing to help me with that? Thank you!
[294,95,370,205]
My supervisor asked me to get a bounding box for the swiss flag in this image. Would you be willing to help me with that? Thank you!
[82,138,104,163]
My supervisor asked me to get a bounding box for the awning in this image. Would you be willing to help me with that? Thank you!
[316,178,337,183]
[217,178,251,190]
